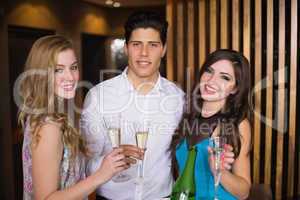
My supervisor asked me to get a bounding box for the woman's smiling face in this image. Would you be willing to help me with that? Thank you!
[199,59,237,103]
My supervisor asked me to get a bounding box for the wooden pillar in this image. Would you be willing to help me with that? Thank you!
[253,0,262,185]
[276,0,286,199]
[232,0,240,51]
[220,0,229,48]
[209,0,217,52]
[176,0,184,87]
[243,0,251,60]
[198,0,206,68]
[166,0,174,81]
[264,0,274,186]
[287,0,298,197]
[187,0,195,87]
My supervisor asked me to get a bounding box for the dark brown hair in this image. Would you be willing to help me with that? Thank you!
[124,11,168,45]
[171,49,252,177]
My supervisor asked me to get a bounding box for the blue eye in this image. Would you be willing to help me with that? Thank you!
[204,67,213,73]
[55,68,63,73]
[221,75,231,81]
[150,43,159,47]
[70,65,78,70]
[132,42,140,47]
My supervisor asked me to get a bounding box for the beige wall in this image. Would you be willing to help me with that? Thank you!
[6,0,62,30]
[108,6,165,36]
[5,0,112,36]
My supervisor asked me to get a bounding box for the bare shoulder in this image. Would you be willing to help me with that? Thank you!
[32,121,63,150]
[238,119,251,152]
[238,119,251,138]
[37,121,62,136]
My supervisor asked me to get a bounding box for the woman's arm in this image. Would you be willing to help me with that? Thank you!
[219,119,252,199]
[32,123,127,200]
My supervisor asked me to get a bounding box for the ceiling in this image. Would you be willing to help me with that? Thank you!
[83,0,166,8]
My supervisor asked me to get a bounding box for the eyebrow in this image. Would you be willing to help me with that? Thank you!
[56,61,78,67]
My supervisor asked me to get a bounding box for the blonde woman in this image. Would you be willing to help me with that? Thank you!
[19,35,128,200]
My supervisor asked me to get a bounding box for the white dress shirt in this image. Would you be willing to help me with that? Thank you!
[81,68,184,200]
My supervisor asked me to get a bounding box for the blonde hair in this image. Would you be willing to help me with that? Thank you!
[18,35,87,159]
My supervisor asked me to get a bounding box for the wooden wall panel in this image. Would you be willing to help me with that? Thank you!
[198,0,206,68]
[176,0,184,87]
[243,0,251,60]
[186,0,195,111]
[253,0,262,185]
[187,0,195,87]
[220,0,229,48]
[166,0,174,81]
[265,0,274,186]
[209,0,217,52]
[166,0,299,198]
[276,1,285,199]
[232,0,240,51]
[287,0,297,197]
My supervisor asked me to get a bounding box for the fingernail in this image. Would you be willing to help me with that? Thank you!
[221,154,225,160]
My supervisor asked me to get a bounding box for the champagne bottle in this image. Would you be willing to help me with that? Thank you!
[171,147,197,200]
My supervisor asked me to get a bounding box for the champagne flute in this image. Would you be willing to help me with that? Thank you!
[103,114,131,182]
[134,122,149,184]
[209,136,226,200]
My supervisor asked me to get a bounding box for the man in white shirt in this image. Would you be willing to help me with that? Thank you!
[81,11,184,200]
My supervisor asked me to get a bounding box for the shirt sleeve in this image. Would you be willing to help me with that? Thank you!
[80,88,112,176]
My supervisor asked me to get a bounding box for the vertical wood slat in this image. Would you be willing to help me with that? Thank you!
[276,0,285,199]
[253,0,262,185]
[209,0,217,52]
[176,0,184,87]
[232,0,240,51]
[220,0,229,48]
[199,0,206,68]
[186,0,195,114]
[166,0,299,198]
[287,0,298,196]
[265,0,274,186]
[243,0,251,60]
[187,0,195,88]
[166,0,174,81]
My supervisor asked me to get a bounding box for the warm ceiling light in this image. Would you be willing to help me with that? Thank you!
[113,2,121,7]
[105,0,113,5]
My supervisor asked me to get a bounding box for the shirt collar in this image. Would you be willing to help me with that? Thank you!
[119,67,166,95]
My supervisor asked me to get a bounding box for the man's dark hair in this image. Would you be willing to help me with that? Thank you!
[124,11,168,45]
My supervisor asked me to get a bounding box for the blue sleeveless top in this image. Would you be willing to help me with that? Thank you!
[175,138,237,200]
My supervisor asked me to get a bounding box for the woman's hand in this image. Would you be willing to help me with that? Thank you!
[120,144,145,164]
[95,148,129,183]
[208,144,235,175]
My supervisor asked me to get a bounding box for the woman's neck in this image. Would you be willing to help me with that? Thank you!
[201,100,225,118]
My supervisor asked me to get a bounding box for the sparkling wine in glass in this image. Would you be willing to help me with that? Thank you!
[134,122,149,183]
[209,136,226,200]
[108,128,120,148]
[136,131,148,149]
[103,114,131,182]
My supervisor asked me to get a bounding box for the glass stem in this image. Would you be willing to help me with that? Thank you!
[138,160,143,178]
[214,170,221,200]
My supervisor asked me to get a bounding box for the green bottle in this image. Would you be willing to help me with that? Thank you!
[171,147,197,200]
